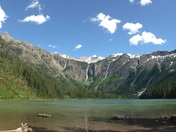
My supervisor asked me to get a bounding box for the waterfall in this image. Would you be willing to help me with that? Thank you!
[146,76,155,87]
[84,64,90,83]
[61,60,67,78]
[104,63,110,79]
[94,62,111,91]
[157,58,164,73]
[137,76,155,97]
[157,62,161,72]
[137,88,146,97]
[63,60,67,71]
[130,68,144,91]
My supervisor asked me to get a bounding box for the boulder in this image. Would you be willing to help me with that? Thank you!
[170,115,176,122]
[159,115,168,119]
[112,114,127,120]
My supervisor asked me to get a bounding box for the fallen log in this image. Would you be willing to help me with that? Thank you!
[37,113,51,118]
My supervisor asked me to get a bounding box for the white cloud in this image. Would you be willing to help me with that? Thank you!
[92,55,97,58]
[123,22,143,34]
[130,31,166,45]
[75,44,82,50]
[142,31,166,44]
[26,0,39,10]
[20,15,50,24]
[25,0,42,13]
[129,0,152,6]
[48,44,58,48]
[129,0,135,3]
[0,6,8,28]
[90,12,121,34]
[129,34,143,45]
[140,0,152,6]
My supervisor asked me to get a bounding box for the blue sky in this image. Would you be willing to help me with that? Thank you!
[0,0,175,58]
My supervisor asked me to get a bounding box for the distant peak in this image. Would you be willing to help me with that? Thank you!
[1,32,14,42]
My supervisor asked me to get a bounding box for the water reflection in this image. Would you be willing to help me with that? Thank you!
[0,99,176,131]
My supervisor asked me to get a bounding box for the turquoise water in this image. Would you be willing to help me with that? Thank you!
[0,99,176,131]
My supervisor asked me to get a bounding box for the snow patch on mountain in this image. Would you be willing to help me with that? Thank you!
[127,53,140,58]
[79,56,105,63]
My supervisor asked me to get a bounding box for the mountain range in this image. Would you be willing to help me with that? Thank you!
[1,32,176,99]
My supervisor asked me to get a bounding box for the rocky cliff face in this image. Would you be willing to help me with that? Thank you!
[1,32,176,96]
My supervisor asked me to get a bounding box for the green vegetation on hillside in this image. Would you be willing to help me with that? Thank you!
[1,35,176,99]
[140,71,176,99]
[0,53,37,99]
[0,51,117,99]
[0,36,116,99]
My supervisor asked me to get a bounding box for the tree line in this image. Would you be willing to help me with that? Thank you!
[140,71,176,99]
[0,38,117,99]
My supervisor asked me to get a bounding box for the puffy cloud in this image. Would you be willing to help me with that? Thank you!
[142,31,166,44]
[90,12,121,34]
[130,31,166,45]
[22,0,50,25]
[25,0,42,13]
[140,0,152,6]
[129,34,143,45]
[20,15,50,24]
[0,6,8,28]
[129,0,152,6]
[75,44,82,50]
[48,44,58,48]
[123,22,143,34]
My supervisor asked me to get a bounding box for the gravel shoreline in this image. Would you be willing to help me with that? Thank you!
[30,117,176,132]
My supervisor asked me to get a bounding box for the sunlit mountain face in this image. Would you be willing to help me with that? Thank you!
[1,32,176,99]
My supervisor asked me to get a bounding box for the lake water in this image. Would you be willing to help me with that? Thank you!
[0,99,176,131]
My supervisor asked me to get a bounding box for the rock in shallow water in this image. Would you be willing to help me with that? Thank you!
[170,115,176,122]
[112,114,128,120]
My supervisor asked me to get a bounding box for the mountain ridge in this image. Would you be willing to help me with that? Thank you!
[2,32,174,64]
[1,32,176,99]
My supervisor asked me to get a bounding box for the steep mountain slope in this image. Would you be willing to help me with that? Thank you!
[0,34,114,99]
[1,32,176,98]
[89,52,176,98]
[0,50,37,99]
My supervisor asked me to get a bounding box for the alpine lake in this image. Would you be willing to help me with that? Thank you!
[0,99,176,132]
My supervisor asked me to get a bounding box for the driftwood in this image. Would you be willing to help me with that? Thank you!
[37,113,51,118]
[0,122,32,132]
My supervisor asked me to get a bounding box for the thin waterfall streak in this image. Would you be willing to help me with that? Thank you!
[94,62,111,91]
[63,60,67,71]
[84,64,90,83]
[61,60,67,79]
